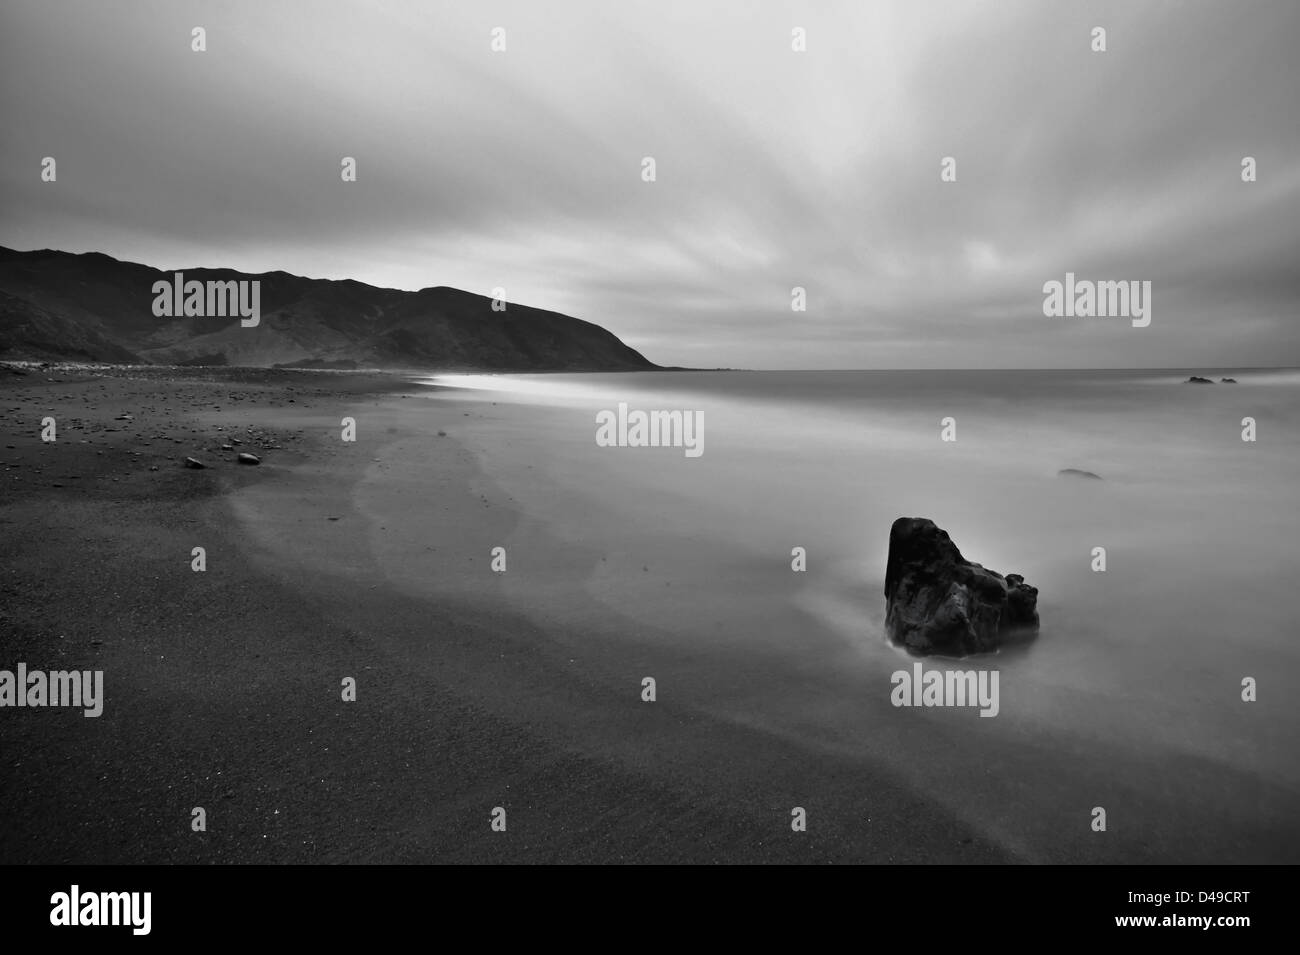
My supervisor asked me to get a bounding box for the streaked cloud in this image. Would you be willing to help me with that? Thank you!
[2,0,1297,368]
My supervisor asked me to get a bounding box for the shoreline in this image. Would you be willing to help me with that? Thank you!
[0,367,1013,863]
[3,367,1297,863]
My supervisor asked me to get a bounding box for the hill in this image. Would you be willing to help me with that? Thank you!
[0,247,657,371]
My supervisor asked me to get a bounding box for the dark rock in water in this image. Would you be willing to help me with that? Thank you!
[1220,377,1237,383]
[1186,376,1214,384]
[237,452,260,465]
[1058,468,1102,480]
[184,457,206,469]
[884,517,1039,656]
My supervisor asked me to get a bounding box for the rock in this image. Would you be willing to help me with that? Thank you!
[221,444,234,450]
[184,457,206,469]
[884,517,1039,656]
[1220,377,1237,383]
[1186,376,1214,384]
[237,452,260,465]
[1058,468,1102,480]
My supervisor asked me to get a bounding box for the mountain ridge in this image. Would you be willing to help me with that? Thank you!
[0,246,659,371]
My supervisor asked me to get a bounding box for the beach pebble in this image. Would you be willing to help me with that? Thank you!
[237,452,261,465]
[184,457,206,469]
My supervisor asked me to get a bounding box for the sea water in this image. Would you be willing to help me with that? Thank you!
[417,368,1300,860]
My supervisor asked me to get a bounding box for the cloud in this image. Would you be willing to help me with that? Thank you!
[1,0,1297,367]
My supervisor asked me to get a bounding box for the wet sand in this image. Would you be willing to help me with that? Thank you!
[0,365,1011,863]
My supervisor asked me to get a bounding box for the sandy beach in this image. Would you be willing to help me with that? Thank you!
[4,365,1296,864]
[0,365,1010,863]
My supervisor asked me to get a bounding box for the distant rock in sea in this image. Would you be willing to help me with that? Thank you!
[1186,376,1214,384]
[1221,377,1237,383]
[1058,468,1102,480]
[884,517,1039,656]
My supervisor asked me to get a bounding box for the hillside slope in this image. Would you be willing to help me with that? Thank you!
[0,247,657,371]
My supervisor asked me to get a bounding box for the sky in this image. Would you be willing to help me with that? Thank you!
[1,0,1298,369]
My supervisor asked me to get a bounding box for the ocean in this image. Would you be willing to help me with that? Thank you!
[405,368,1300,861]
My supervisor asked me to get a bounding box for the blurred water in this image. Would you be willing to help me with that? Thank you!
[415,368,1300,858]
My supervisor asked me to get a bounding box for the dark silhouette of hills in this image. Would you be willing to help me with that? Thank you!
[0,247,658,371]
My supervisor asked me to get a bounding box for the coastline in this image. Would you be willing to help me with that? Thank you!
[3,366,1297,863]
[0,367,1011,863]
